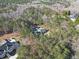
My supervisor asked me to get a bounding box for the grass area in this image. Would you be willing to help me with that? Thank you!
[75,17,79,25]
[17,45,27,59]
[0,0,35,4]
[0,5,79,59]
[0,4,17,13]
[16,8,79,59]
[0,7,16,13]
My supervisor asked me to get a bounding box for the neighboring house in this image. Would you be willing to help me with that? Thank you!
[0,38,20,59]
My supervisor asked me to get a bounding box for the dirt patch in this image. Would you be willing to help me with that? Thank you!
[0,32,21,41]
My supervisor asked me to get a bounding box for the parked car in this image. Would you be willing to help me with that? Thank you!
[0,38,20,59]
[0,49,6,59]
[31,25,48,35]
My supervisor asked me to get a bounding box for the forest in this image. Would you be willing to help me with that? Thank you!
[0,0,79,59]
